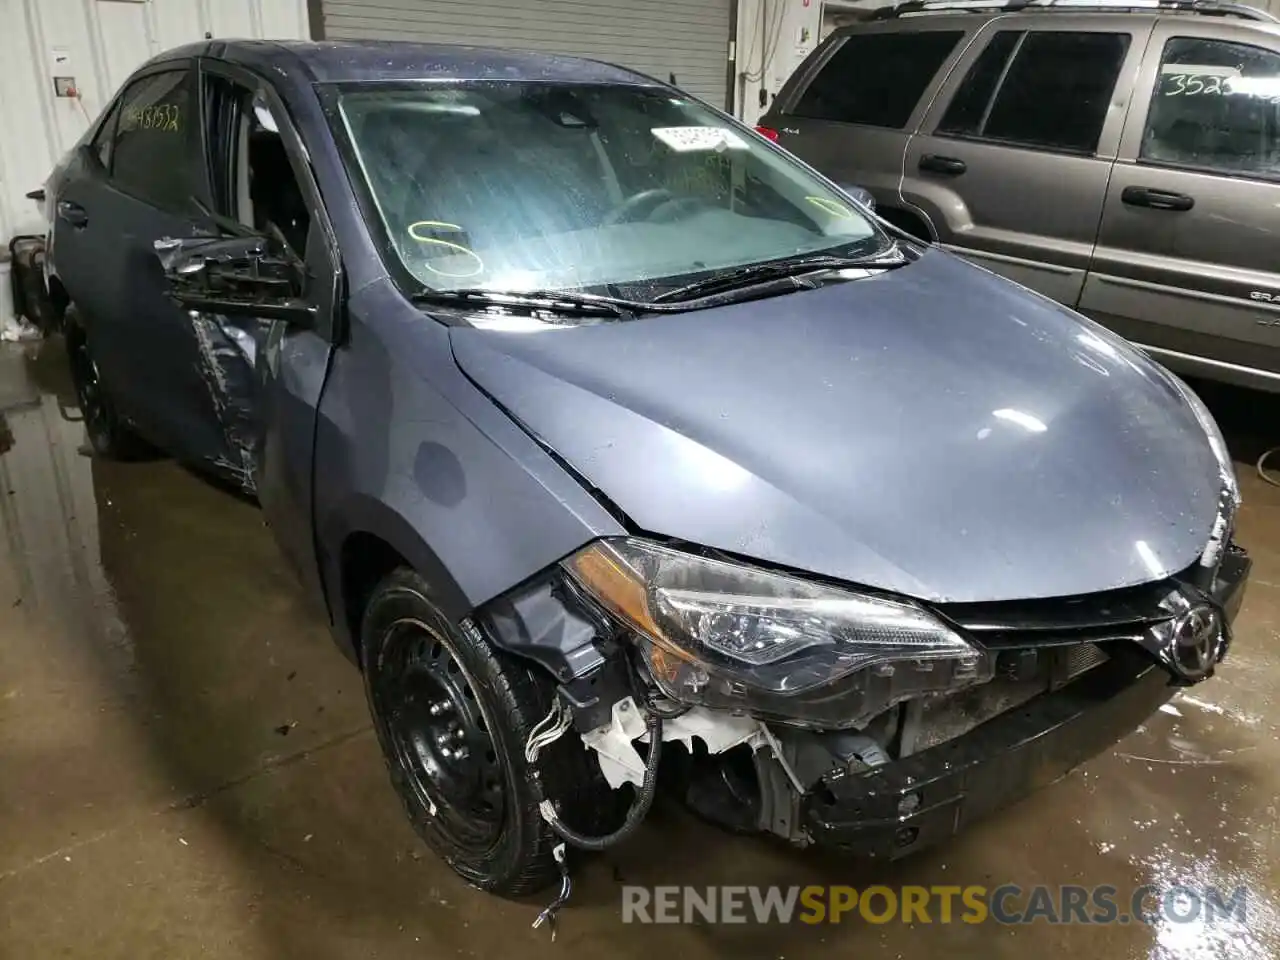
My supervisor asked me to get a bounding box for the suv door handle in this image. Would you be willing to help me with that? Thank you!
[1121,186,1194,212]
[919,154,967,176]
[56,200,88,228]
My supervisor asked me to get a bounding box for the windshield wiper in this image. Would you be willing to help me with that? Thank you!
[412,287,654,319]
[651,244,910,304]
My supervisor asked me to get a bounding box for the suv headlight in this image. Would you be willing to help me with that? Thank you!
[563,538,992,728]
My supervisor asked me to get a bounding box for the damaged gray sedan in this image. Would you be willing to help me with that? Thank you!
[42,39,1249,898]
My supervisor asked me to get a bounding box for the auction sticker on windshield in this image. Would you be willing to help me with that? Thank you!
[651,126,749,152]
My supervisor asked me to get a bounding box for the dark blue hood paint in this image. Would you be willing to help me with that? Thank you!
[450,250,1224,603]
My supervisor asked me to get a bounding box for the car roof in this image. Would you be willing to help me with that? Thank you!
[148,38,657,86]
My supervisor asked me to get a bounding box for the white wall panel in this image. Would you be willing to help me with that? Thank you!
[0,0,311,325]
[258,0,310,40]
[146,0,205,53]
[735,0,823,126]
[205,0,258,37]
[97,2,155,94]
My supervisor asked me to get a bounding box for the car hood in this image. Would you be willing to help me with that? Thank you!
[449,250,1226,603]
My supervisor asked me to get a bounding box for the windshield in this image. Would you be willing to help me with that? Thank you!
[334,82,884,296]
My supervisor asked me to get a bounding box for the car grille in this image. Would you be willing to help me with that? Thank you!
[1064,640,1110,680]
[909,642,1111,752]
[933,575,1179,650]
[900,579,1183,754]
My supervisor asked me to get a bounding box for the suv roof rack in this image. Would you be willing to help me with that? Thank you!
[867,0,1279,22]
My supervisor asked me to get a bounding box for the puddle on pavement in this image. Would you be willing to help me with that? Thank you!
[1,339,1278,960]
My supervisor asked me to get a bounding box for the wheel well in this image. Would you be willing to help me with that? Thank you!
[877,206,935,243]
[340,531,410,662]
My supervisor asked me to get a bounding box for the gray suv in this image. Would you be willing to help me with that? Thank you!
[761,0,1280,392]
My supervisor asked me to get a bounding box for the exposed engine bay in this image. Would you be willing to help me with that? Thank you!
[477,534,1250,853]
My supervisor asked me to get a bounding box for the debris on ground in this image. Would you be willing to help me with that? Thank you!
[0,315,41,342]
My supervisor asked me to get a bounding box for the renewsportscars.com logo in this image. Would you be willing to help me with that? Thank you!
[621,884,1249,926]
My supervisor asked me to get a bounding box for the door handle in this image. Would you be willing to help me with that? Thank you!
[919,154,967,176]
[1121,186,1194,212]
[56,200,88,228]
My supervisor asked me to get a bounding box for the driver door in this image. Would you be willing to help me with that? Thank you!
[158,59,340,606]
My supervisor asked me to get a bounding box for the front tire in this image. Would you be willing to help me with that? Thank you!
[360,568,615,895]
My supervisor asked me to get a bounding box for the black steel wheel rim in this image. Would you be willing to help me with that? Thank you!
[69,337,109,443]
[374,619,506,853]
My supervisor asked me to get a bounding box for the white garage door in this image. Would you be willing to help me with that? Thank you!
[320,0,733,108]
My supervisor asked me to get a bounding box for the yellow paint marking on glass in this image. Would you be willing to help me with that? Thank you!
[125,103,182,132]
[407,220,484,278]
[805,196,854,219]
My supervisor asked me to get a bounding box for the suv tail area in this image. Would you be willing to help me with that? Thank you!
[762,1,1280,393]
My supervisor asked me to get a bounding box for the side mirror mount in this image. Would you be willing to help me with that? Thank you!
[840,183,876,213]
[155,234,315,325]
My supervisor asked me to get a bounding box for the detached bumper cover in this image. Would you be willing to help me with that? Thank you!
[802,546,1250,858]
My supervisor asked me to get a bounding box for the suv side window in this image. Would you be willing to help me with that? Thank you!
[938,30,1129,153]
[938,31,1023,136]
[791,31,964,129]
[1141,37,1280,179]
[110,69,197,210]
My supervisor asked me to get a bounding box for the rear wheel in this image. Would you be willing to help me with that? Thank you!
[360,568,619,894]
[65,307,148,460]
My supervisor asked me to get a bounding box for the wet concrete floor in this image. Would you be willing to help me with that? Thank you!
[1,338,1278,959]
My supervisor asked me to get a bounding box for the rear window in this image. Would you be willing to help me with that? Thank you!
[791,31,964,129]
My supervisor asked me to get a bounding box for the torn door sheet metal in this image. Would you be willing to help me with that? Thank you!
[187,309,270,494]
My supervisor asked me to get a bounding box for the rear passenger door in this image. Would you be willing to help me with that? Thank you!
[903,17,1151,305]
[54,64,224,459]
[1082,21,1280,387]
[771,27,967,209]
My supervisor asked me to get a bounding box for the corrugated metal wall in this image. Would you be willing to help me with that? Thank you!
[0,0,310,275]
[321,0,734,107]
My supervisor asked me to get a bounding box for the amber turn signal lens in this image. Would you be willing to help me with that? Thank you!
[568,543,663,640]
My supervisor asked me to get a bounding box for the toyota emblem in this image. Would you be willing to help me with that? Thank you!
[1168,604,1224,681]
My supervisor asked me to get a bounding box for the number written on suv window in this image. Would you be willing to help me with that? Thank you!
[792,31,963,129]
[938,30,1130,154]
[1142,37,1280,179]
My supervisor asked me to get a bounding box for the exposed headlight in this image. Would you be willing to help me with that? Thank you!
[563,538,991,727]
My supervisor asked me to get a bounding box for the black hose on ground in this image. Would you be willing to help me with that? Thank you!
[539,711,664,851]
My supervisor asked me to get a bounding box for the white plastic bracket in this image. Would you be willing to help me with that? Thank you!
[581,696,764,789]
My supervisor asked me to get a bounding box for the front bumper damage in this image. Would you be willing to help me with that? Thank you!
[800,544,1250,858]
[804,653,1173,856]
[484,535,1250,862]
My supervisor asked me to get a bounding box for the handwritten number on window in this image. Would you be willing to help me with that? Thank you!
[1164,74,1233,97]
[124,103,182,132]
